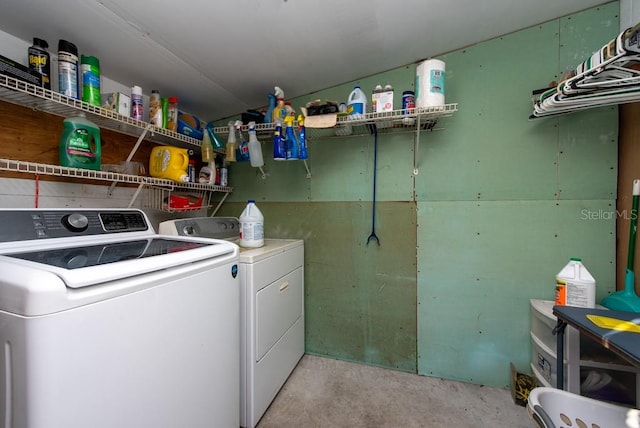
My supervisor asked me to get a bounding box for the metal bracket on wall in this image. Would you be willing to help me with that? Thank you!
[412,117,440,176]
[413,116,421,176]
[107,123,153,196]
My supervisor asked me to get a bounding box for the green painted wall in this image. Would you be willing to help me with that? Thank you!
[215,3,619,387]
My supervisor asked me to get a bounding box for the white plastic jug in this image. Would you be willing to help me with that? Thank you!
[347,86,367,118]
[239,200,264,248]
[555,258,596,308]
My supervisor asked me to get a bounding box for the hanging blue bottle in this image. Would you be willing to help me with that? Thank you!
[273,118,286,160]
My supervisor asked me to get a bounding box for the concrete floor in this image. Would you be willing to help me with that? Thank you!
[257,354,532,428]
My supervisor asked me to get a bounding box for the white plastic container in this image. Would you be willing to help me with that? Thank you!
[415,59,445,108]
[555,258,596,308]
[239,200,264,248]
[347,86,367,118]
[131,85,143,121]
[528,387,640,428]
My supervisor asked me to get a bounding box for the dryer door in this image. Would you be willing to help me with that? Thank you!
[255,267,303,361]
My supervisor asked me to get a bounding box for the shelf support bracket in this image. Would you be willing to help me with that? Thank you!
[210,191,230,217]
[127,182,146,208]
[413,115,421,176]
[107,123,153,196]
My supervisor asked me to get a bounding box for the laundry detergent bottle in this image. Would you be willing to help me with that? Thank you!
[149,146,189,183]
[59,113,101,170]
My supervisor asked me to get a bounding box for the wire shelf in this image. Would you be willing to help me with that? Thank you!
[0,158,232,192]
[0,74,225,153]
[146,186,213,213]
[210,104,458,139]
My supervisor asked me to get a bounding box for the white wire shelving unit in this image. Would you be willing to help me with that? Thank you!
[0,158,232,212]
[0,75,231,212]
[213,103,458,176]
[211,104,458,138]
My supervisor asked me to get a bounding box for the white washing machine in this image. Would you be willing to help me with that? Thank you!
[0,208,240,428]
[159,216,304,428]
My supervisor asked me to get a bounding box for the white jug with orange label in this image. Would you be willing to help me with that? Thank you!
[555,257,596,308]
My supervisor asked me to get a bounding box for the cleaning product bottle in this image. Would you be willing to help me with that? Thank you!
[297,114,308,160]
[284,102,295,117]
[555,258,596,308]
[272,86,286,122]
[167,97,179,131]
[81,55,101,106]
[247,121,264,167]
[284,115,299,160]
[225,121,237,162]
[58,39,79,99]
[149,90,162,126]
[205,122,225,149]
[347,85,367,119]
[161,97,169,128]
[28,37,50,89]
[149,146,189,183]
[131,86,144,121]
[198,163,216,184]
[264,92,276,125]
[371,84,383,113]
[239,200,264,248]
[219,158,228,186]
[201,126,215,163]
[235,120,250,162]
[273,118,286,161]
[59,113,101,170]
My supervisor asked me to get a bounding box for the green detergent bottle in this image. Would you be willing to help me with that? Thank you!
[59,113,101,170]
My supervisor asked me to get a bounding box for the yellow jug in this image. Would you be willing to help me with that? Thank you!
[149,146,189,183]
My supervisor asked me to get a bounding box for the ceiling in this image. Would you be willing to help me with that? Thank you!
[0,0,612,121]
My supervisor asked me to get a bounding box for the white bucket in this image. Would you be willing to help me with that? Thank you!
[239,200,264,248]
[555,258,596,308]
[415,59,446,108]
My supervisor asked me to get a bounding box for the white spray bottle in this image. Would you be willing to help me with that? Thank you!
[247,121,264,167]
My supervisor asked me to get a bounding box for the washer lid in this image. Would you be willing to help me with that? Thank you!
[1,236,236,289]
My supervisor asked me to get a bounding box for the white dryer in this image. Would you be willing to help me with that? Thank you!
[0,208,240,428]
[159,216,304,428]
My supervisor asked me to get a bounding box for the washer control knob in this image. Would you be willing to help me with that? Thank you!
[183,225,196,236]
[62,213,89,232]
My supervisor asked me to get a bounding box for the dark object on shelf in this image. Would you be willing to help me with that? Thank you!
[242,109,264,124]
[0,53,42,86]
[305,100,339,116]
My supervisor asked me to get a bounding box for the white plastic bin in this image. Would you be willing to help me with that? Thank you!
[527,387,640,428]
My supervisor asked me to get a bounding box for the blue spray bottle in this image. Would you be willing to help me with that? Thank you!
[297,114,308,160]
[235,120,250,162]
[273,118,286,160]
[264,93,276,124]
[284,115,299,160]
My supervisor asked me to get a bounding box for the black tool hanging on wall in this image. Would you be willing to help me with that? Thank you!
[367,127,380,246]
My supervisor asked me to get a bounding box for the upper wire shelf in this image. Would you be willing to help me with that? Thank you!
[0,74,216,152]
[211,104,458,139]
